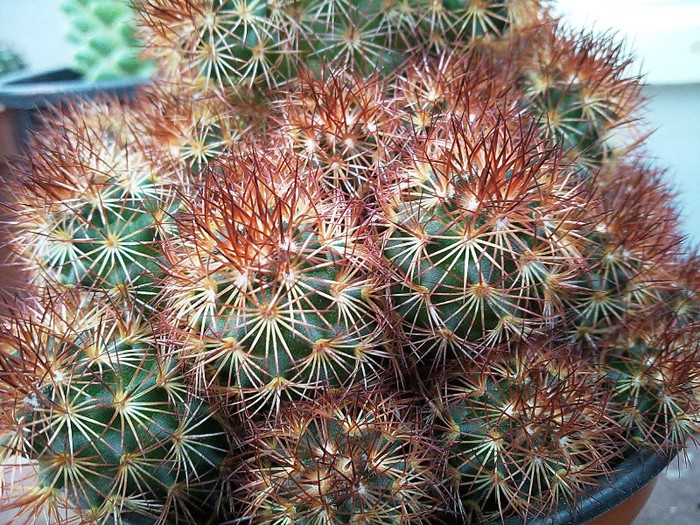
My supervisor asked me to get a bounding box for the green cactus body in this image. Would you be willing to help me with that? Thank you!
[667,258,700,326]
[40,185,169,300]
[238,391,440,524]
[163,155,388,415]
[62,0,153,81]
[527,87,608,165]
[0,298,228,524]
[606,332,700,448]
[520,27,641,171]
[381,116,587,361]
[421,0,513,48]
[12,101,175,308]
[567,240,642,345]
[166,100,243,172]
[141,0,540,93]
[383,199,524,348]
[132,85,254,187]
[565,165,682,347]
[288,0,407,76]
[276,69,400,200]
[437,349,620,521]
[565,238,672,348]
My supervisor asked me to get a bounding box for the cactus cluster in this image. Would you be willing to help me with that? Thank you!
[1,1,699,524]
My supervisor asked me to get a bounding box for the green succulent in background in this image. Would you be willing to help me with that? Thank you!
[62,0,154,82]
[0,41,25,77]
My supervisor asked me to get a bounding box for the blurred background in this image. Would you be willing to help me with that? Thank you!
[0,1,699,524]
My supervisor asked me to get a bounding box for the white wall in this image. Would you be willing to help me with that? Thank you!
[554,0,700,85]
[0,0,72,72]
[553,0,700,244]
[642,84,700,247]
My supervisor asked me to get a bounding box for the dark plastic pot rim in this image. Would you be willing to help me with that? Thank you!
[0,67,150,110]
[500,446,673,525]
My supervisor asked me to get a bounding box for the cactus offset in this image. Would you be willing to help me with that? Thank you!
[519,26,642,170]
[138,87,247,174]
[380,106,589,362]
[161,150,389,416]
[0,293,228,524]
[566,163,684,347]
[274,68,400,199]
[8,99,176,308]
[434,346,622,521]
[235,389,443,524]
[604,315,700,448]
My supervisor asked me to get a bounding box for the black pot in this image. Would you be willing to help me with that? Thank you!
[0,67,150,151]
[499,447,673,525]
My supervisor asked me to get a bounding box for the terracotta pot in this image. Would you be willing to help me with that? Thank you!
[587,478,657,525]
[0,108,19,158]
[0,140,24,301]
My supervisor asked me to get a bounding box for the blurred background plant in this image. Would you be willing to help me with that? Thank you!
[0,42,25,78]
[61,0,154,82]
